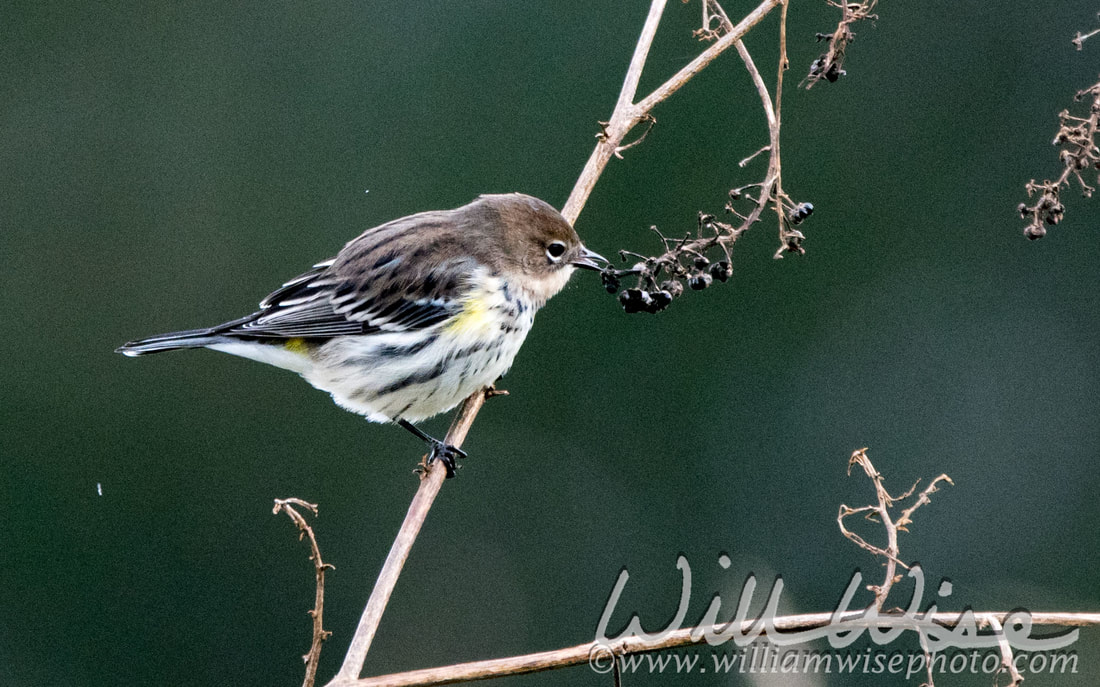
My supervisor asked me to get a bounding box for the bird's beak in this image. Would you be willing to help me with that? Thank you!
[571,245,608,271]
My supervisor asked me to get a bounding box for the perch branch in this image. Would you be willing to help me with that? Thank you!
[331,390,489,684]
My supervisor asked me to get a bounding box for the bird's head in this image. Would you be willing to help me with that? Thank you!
[476,193,606,304]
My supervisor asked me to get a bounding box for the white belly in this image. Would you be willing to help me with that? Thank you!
[304,279,535,423]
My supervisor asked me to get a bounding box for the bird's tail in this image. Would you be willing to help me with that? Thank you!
[115,328,232,357]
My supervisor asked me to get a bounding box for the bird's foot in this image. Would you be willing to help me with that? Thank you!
[398,418,466,478]
[427,440,466,478]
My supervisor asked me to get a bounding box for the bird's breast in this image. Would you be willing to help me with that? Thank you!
[447,274,535,338]
[305,274,537,423]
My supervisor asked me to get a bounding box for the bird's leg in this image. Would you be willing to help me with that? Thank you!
[397,419,466,478]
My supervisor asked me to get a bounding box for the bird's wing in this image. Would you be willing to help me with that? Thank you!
[221,252,475,340]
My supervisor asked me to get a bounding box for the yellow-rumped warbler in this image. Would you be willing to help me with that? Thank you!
[117,193,605,474]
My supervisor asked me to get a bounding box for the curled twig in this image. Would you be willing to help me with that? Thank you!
[838,449,953,610]
[274,498,335,687]
[838,449,952,686]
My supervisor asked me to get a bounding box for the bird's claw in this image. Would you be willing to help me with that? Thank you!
[427,441,466,478]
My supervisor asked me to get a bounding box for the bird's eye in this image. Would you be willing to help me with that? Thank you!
[546,241,567,261]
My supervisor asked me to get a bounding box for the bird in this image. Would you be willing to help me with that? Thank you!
[117,193,606,475]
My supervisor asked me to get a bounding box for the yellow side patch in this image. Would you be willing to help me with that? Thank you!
[446,295,495,336]
[284,337,312,355]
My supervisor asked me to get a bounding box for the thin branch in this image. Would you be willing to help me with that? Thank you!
[274,498,334,687]
[988,616,1025,687]
[1073,14,1100,51]
[634,0,782,115]
[772,0,790,247]
[616,0,667,113]
[561,0,668,224]
[349,612,1100,687]
[561,0,783,223]
[331,390,489,684]
[839,449,952,609]
[726,0,781,236]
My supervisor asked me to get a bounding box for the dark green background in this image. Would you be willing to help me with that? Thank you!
[3,2,1099,685]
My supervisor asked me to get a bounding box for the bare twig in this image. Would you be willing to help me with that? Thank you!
[1072,11,1100,50]
[348,611,1100,686]
[838,449,952,686]
[274,498,335,687]
[1073,26,1100,50]
[838,448,953,610]
[988,616,1025,687]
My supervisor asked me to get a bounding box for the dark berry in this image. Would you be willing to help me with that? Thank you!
[619,288,650,314]
[693,255,710,270]
[1017,202,1029,219]
[688,272,713,290]
[789,202,814,225]
[660,279,684,298]
[710,260,733,282]
[647,290,673,313]
[600,270,622,294]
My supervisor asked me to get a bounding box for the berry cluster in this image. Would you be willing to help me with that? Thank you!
[1019,81,1100,239]
[601,194,812,314]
